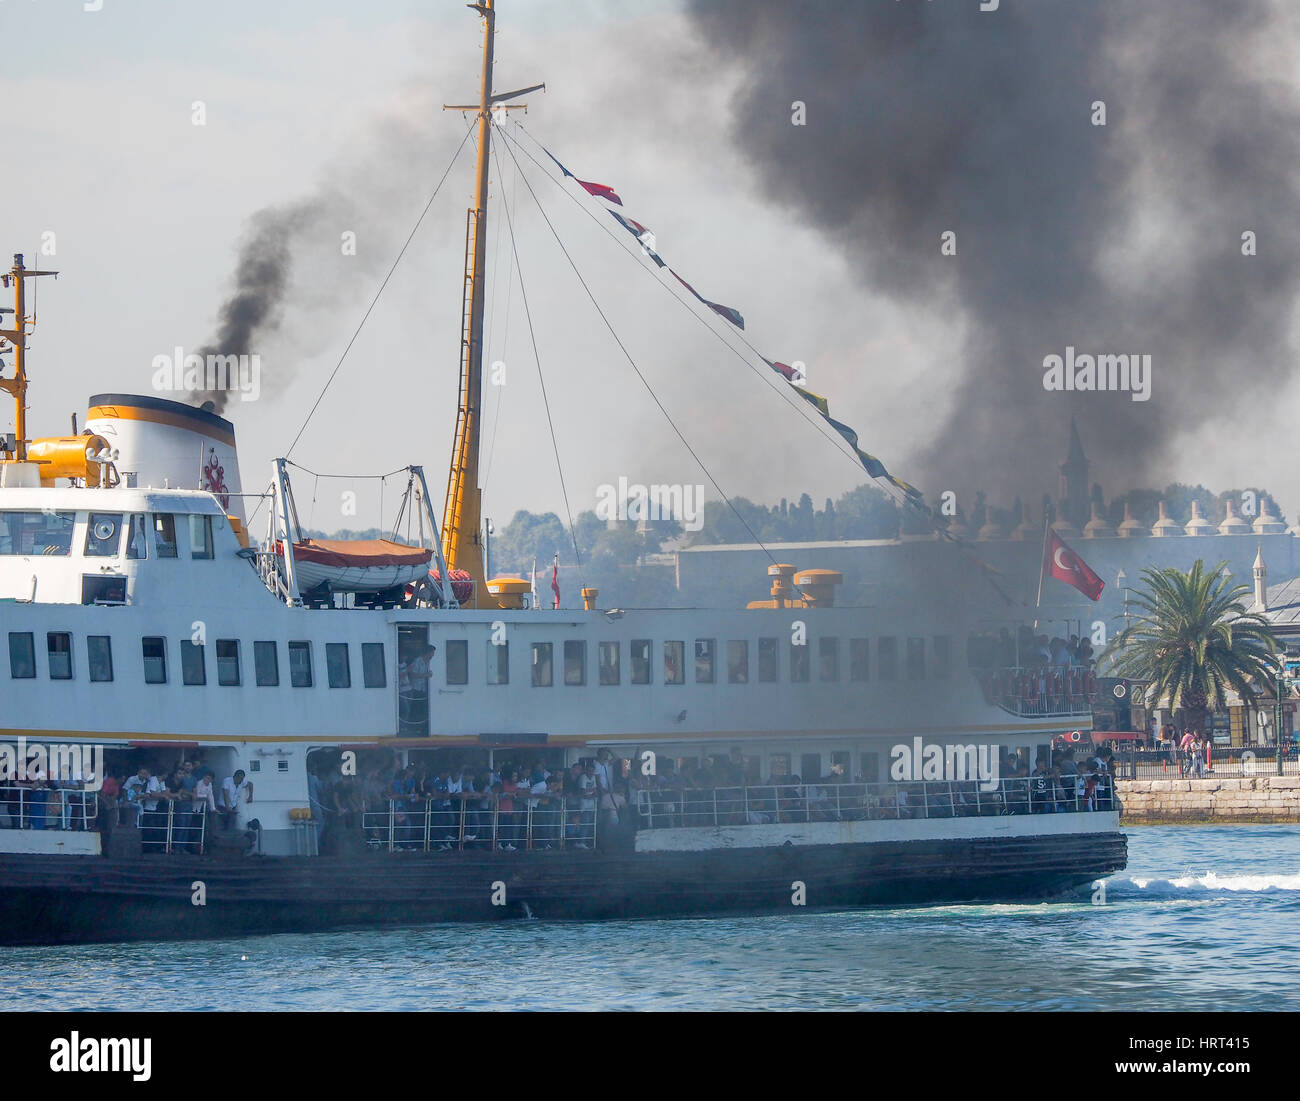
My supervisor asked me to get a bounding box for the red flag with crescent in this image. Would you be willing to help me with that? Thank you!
[1043,531,1105,601]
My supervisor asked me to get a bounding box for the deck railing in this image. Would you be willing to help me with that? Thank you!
[133,800,210,854]
[0,785,99,831]
[635,777,1118,830]
[358,794,597,852]
[975,666,1098,717]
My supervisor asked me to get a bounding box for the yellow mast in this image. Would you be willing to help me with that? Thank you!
[0,253,59,462]
[442,1,541,607]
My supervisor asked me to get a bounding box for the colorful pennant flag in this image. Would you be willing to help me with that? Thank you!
[543,149,622,205]
[762,357,805,384]
[609,212,666,267]
[670,271,744,330]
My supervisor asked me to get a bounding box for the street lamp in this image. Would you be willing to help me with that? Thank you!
[1117,569,1130,632]
[1277,655,1293,777]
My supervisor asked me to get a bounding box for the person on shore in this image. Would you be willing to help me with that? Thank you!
[1190,733,1206,779]
[1179,729,1194,776]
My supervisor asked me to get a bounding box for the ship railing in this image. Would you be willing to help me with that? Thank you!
[975,666,1097,718]
[0,785,99,831]
[358,794,597,853]
[132,799,209,855]
[634,777,1118,830]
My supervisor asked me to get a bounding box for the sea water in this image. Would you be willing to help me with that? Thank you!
[4,825,1298,1011]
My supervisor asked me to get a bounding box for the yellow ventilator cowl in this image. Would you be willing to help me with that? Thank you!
[486,576,531,610]
[794,568,843,608]
[28,435,113,487]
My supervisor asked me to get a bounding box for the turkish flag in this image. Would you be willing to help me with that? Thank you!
[551,563,561,609]
[1044,531,1105,601]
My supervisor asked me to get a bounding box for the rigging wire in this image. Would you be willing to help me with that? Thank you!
[497,127,787,570]
[492,128,586,581]
[503,123,917,516]
[483,122,521,494]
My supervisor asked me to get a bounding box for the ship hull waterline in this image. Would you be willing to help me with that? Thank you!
[0,831,1126,946]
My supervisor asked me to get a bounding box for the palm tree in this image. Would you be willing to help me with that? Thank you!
[1101,559,1279,734]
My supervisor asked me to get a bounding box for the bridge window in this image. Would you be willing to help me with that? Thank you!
[181,640,206,685]
[288,641,313,687]
[758,637,778,682]
[631,639,652,684]
[126,514,148,559]
[47,633,73,680]
[531,642,553,687]
[142,637,167,684]
[694,639,715,683]
[664,640,685,685]
[878,636,898,680]
[84,513,123,557]
[486,640,509,685]
[564,640,586,685]
[906,637,925,681]
[850,638,870,681]
[446,640,468,685]
[819,637,839,682]
[216,640,240,686]
[9,632,36,679]
[790,639,809,683]
[932,635,952,679]
[362,642,386,688]
[0,510,74,556]
[152,514,179,558]
[831,750,851,778]
[88,635,113,682]
[768,752,791,779]
[727,640,749,683]
[254,641,279,686]
[189,515,214,560]
[599,641,620,685]
[801,753,821,781]
[326,643,350,688]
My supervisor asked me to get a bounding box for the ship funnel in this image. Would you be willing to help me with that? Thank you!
[84,394,245,523]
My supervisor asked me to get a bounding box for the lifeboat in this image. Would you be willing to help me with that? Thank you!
[276,538,432,594]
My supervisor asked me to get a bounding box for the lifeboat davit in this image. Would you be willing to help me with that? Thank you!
[276,538,432,594]
[428,567,475,605]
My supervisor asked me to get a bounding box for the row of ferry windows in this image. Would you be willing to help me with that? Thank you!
[0,511,213,559]
[449,635,952,687]
[7,632,385,689]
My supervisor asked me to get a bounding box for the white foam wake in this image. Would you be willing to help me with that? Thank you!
[1123,871,1300,892]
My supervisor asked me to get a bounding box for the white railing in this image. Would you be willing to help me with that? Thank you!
[131,799,209,854]
[357,794,597,852]
[635,776,1118,830]
[975,666,1097,718]
[0,785,99,831]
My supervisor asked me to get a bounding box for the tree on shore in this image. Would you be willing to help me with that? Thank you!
[1101,559,1278,733]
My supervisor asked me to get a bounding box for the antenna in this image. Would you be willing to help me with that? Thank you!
[0,253,60,462]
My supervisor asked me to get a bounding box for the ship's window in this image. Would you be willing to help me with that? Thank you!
[819,637,840,682]
[81,575,127,605]
[790,639,810,683]
[860,751,880,783]
[142,636,167,684]
[84,513,124,557]
[362,642,386,688]
[727,640,749,684]
[254,641,279,686]
[830,750,851,778]
[663,640,685,685]
[152,514,179,558]
[47,632,73,680]
[630,639,652,685]
[850,638,870,682]
[932,635,952,679]
[531,642,553,687]
[906,637,925,681]
[694,639,715,684]
[8,632,36,679]
[878,636,898,681]
[801,753,821,782]
[288,640,313,687]
[599,641,620,685]
[446,640,469,685]
[125,514,149,560]
[0,510,74,556]
[768,752,791,779]
[189,515,214,560]
[216,639,240,686]
[326,643,351,688]
[486,640,509,685]
[758,637,778,683]
[564,640,586,686]
[181,640,206,685]
[88,635,113,683]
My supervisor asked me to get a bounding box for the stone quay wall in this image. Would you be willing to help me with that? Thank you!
[1117,776,1300,824]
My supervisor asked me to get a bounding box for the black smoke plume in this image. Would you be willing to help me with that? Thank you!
[686,0,1300,507]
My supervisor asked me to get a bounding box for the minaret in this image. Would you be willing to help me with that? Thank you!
[1058,417,1089,532]
[1253,544,1268,612]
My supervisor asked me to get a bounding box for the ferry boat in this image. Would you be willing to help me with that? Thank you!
[0,1,1124,945]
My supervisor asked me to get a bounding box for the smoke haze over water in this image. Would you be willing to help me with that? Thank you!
[686,0,1300,508]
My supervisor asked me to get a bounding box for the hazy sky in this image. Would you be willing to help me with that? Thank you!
[3,0,1298,537]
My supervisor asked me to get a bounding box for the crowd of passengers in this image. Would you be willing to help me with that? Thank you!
[967,626,1097,670]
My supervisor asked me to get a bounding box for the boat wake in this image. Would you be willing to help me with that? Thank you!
[1106,870,1300,898]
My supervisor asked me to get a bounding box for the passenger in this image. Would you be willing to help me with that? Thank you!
[219,769,254,833]
[594,748,626,829]
[498,770,521,851]
[575,761,597,847]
